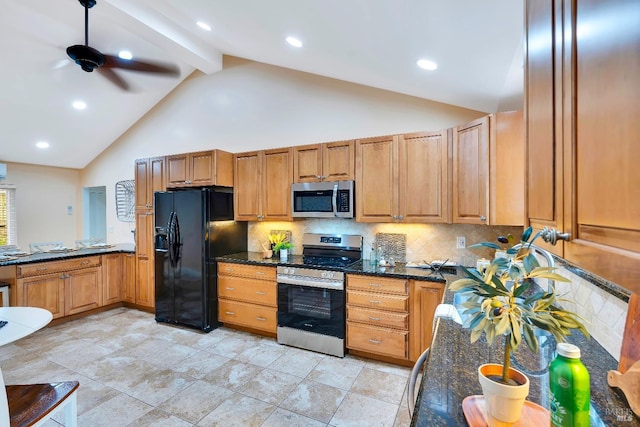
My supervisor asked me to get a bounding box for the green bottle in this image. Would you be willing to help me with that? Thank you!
[549,343,590,426]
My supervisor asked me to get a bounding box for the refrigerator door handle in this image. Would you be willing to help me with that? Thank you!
[167,211,176,267]
[173,212,181,265]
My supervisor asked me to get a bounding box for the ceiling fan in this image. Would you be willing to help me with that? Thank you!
[66,0,180,90]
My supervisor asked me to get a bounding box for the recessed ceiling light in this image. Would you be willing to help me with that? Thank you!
[286,36,303,48]
[36,141,50,149]
[118,50,133,60]
[72,100,87,110]
[197,21,212,31]
[417,59,438,71]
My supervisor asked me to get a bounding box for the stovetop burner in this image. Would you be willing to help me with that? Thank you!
[301,233,363,269]
[302,256,357,268]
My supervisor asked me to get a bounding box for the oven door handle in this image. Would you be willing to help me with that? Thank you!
[277,276,344,291]
[332,184,338,217]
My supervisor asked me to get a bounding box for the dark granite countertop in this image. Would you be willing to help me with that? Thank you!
[0,243,135,267]
[411,268,639,426]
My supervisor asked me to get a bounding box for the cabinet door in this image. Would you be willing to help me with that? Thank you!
[17,275,65,319]
[134,159,150,210]
[399,131,450,223]
[65,267,102,315]
[452,117,489,224]
[409,280,444,361]
[323,140,355,181]
[190,151,215,186]
[102,254,123,305]
[135,210,154,259]
[525,0,565,255]
[234,151,261,221]
[166,154,189,187]
[123,253,136,303]
[136,257,154,308]
[262,148,293,220]
[293,144,322,182]
[562,0,640,292]
[149,156,166,197]
[355,135,398,222]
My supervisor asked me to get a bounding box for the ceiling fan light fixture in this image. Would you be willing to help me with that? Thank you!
[417,59,438,71]
[66,45,105,72]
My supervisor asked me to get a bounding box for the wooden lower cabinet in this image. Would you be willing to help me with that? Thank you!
[102,254,124,305]
[217,262,277,334]
[123,253,137,303]
[136,257,154,308]
[409,280,445,361]
[346,274,410,360]
[15,256,105,319]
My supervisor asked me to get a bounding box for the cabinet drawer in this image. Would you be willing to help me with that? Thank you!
[218,276,277,307]
[18,256,102,278]
[219,299,277,333]
[347,275,407,295]
[347,306,408,330]
[347,290,408,312]
[347,323,408,359]
[218,262,276,281]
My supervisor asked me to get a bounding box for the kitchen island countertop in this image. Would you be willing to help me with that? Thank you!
[0,243,135,267]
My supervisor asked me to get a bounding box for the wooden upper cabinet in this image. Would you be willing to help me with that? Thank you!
[135,156,166,210]
[234,148,293,221]
[356,135,398,222]
[525,0,565,256]
[166,150,233,188]
[452,117,489,224]
[399,130,450,223]
[293,140,355,183]
[452,114,524,226]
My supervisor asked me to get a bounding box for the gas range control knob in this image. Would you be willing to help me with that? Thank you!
[283,267,290,274]
[289,268,295,275]
[321,271,327,279]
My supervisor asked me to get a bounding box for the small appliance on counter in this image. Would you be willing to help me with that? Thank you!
[276,233,362,357]
[154,187,247,332]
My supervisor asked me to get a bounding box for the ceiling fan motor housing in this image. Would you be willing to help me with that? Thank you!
[66,45,105,72]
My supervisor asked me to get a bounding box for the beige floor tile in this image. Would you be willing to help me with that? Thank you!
[170,350,230,379]
[393,406,412,427]
[330,392,399,427]
[235,341,287,368]
[159,380,233,424]
[2,358,77,385]
[236,368,302,405]
[262,407,328,427]
[45,339,115,370]
[78,392,154,427]
[350,367,408,405]
[73,355,155,391]
[267,348,325,378]
[364,359,411,378]
[206,333,261,358]
[280,379,347,423]
[308,356,363,390]
[126,366,194,406]
[203,359,262,390]
[50,375,120,420]
[120,336,199,368]
[122,407,194,427]
[196,393,275,427]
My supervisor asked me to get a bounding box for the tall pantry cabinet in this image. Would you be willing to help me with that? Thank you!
[525,0,640,293]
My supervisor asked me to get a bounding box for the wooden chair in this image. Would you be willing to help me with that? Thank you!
[4,381,79,427]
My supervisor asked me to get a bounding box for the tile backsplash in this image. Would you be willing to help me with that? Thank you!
[248,219,521,266]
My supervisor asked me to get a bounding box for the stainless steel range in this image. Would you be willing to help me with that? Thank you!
[276,233,362,357]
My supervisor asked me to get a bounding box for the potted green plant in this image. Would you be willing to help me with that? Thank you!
[449,226,589,423]
[273,241,293,261]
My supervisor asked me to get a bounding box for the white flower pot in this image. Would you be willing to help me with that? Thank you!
[478,363,530,423]
[279,248,288,261]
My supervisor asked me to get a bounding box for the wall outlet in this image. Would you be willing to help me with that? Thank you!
[456,236,466,249]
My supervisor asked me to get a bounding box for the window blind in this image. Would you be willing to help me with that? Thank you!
[0,185,16,247]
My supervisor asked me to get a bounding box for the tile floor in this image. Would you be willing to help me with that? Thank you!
[0,308,417,426]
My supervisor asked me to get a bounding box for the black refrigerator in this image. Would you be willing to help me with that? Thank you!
[154,187,247,332]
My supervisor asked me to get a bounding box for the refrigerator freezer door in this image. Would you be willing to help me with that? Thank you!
[154,192,175,324]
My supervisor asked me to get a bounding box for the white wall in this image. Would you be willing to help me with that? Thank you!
[1,162,81,250]
[81,55,486,244]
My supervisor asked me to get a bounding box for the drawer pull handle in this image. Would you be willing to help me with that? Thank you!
[225,311,235,315]
[369,316,381,321]
[80,261,89,265]
[369,283,382,287]
[369,300,381,305]
[225,287,235,291]
[368,339,382,345]
[225,268,234,272]
[256,317,267,321]
[255,271,265,276]
[256,291,266,295]
[37,267,48,271]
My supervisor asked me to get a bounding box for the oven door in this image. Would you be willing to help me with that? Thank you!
[277,283,345,339]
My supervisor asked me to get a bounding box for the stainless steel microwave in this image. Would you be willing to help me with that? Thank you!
[291,181,355,218]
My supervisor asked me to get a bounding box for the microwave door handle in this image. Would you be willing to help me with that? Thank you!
[332,184,339,217]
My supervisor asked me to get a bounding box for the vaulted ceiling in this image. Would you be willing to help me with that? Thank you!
[0,0,523,169]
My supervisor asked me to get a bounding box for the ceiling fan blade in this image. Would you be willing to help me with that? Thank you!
[103,55,180,76]
[98,68,130,91]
